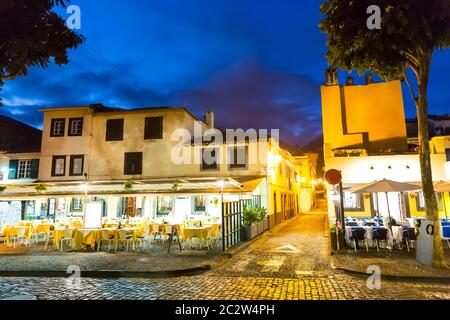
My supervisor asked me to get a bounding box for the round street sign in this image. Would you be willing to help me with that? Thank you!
[324,169,342,185]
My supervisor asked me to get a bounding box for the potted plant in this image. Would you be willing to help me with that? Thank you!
[124,180,133,190]
[241,207,258,241]
[35,183,47,193]
[330,223,338,251]
[259,207,269,231]
[255,206,268,233]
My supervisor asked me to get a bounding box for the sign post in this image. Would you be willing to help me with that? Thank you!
[325,169,345,250]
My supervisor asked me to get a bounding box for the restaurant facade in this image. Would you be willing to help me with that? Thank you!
[0,105,315,235]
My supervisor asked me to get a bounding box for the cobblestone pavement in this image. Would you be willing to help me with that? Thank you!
[0,213,449,300]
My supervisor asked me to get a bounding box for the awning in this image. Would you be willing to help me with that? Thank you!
[0,177,257,199]
[434,182,450,192]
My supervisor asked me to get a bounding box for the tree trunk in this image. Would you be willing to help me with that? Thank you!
[416,50,446,268]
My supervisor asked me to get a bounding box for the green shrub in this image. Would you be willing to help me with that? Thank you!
[242,207,258,226]
[256,206,267,222]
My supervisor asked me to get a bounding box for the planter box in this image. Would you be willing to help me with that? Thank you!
[330,231,338,251]
[263,218,269,231]
[257,221,265,234]
[330,231,345,251]
[241,224,258,241]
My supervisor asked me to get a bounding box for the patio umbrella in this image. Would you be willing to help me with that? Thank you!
[352,179,420,221]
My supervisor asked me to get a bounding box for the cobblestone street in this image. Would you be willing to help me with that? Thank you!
[1,213,449,300]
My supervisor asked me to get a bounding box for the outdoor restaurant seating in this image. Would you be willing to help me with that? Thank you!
[441,225,450,248]
[350,227,368,251]
[372,228,389,251]
[59,229,75,251]
[402,227,417,252]
[0,218,223,253]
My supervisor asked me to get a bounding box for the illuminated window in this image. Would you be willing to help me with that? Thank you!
[51,156,66,176]
[69,118,83,136]
[416,192,426,211]
[69,155,84,176]
[157,196,174,216]
[343,192,364,211]
[17,160,32,179]
[70,198,83,212]
[51,119,65,137]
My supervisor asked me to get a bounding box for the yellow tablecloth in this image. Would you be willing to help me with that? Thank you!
[34,224,53,234]
[3,226,30,241]
[182,227,211,242]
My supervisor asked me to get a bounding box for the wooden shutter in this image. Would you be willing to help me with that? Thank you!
[106,119,124,141]
[144,117,163,139]
[30,159,40,179]
[124,152,143,175]
[8,160,18,179]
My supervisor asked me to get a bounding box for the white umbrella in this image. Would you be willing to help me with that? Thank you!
[352,179,420,221]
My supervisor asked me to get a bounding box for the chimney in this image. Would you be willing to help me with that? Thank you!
[204,111,215,129]
[346,76,354,86]
[365,73,373,85]
[325,67,338,86]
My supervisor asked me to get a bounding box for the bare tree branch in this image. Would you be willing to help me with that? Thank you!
[403,69,418,103]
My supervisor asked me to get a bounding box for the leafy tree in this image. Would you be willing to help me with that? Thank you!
[320,0,450,268]
[0,0,83,104]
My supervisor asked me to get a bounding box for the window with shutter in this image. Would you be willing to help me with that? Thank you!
[69,155,84,176]
[228,146,248,170]
[50,119,66,137]
[106,119,124,141]
[68,118,83,136]
[17,160,32,179]
[144,117,163,140]
[8,160,18,179]
[124,152,143,175]
[30,159,39,179]
[51,156,66,176]
[200,148,219,171]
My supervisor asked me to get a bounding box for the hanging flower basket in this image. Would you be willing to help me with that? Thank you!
[124,180,134,190]
[35,184,47,193]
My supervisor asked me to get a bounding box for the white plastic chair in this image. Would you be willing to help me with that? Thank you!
[60,229,75,251]
[112,230,132,252]
[98,230,113,252]
[11,227,28,248]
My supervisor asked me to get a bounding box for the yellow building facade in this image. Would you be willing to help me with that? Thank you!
[321,79,450,220]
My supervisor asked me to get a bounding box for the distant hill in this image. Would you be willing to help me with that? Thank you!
[0,115,42,153]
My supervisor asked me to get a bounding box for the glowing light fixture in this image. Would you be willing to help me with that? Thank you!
[301,177,306,183]
[81,182,88,193]
[273,154,282,164]
[217,180,225,188]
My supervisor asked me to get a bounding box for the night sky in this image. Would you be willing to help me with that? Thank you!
[1,0,449,147]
